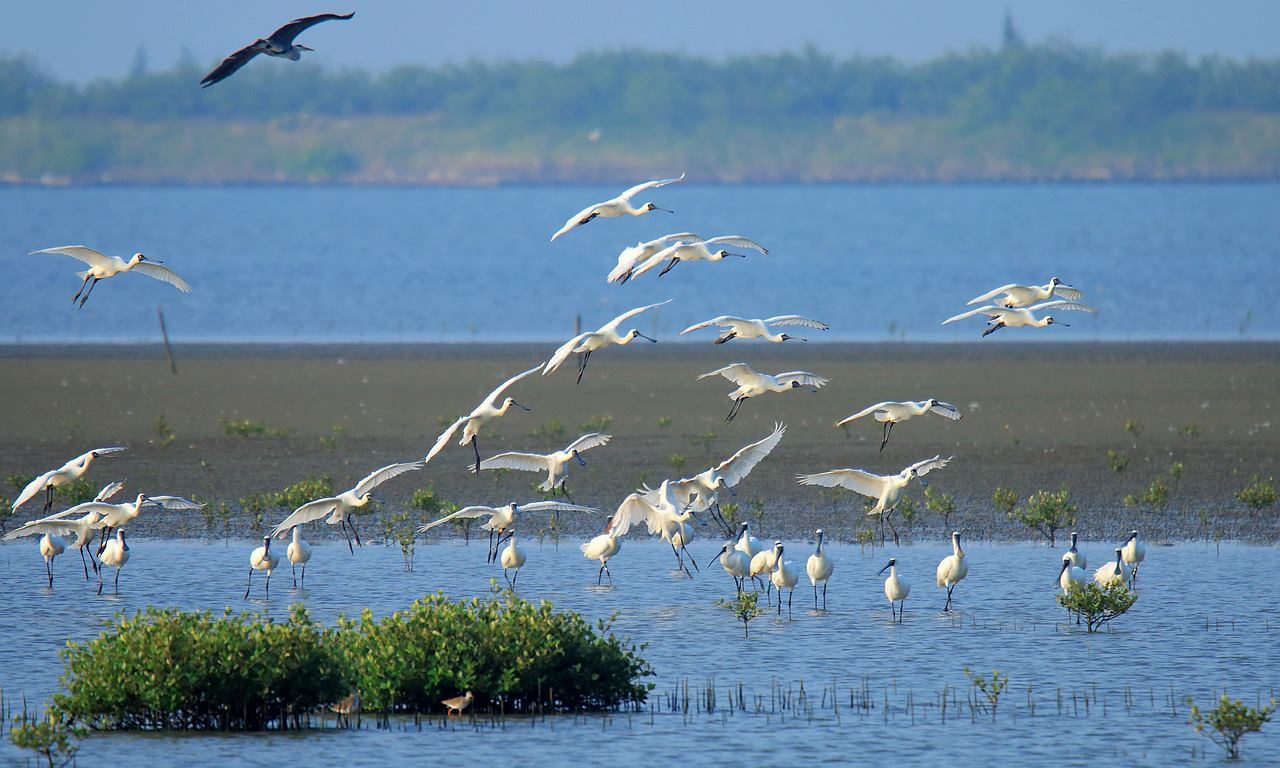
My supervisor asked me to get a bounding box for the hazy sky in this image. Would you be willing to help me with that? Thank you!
[5,1,1276,82]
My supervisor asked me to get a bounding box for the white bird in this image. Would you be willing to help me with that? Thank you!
[698,363,828,422]
[806,529,834,610]
[608,232,701,284]
[580,527,622,585]
[797,456,952,545]
[942,300,1096,337]
[500,532,527,589]
[32,246,191,308]
[735,521,765,559]
[966,277,1083,308]
[770,543,800,618]
[550,174,684,241]
[477,433,610,503]
[632,236,768,279]
[92,493,205,554]
[878,557,911,622]
[286,526,312,589]
[98,529,130,595]
[269,461,425,553]
[680,315,827,345]
[935,531,969,612]
[4,480,124,579]
[201,12,355,88]
[1121,530,1146,585]
[837,399,962,453]
[1063,531,1087,570]
[245,535,281,599]
[12,446,126,513]
[542,300,671,384]
[711,542,752,593]
[37,533,66,588]
[418,500,598,563]
[1058,556,1086,595]
[425,365,541,472]
[607,480,703,576]
[1094,548,1130,587]
[750,540,783,599]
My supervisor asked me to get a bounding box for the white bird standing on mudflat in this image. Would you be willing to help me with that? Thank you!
[806,529,834,610]
[500,532,527,588]
[1063,531,1087,569]
[245,535,281,599]
[477,433,610,503]
[418,500,598,563]
[771,543,800,618]
[98,529,130,595]
[838,399,962,453]
[1058,556,1086,595]
[735,521,764,559]
[269,461,425,553]
[632,236,769,279]
[542,300,671,385]
[287,526,312,589]
[797,456,952,545]
[581,525,622,585]
[550,174,684,241]
[32,246,191,308]
[966,277,1083,309]
[425,365,541,472]
[750,540,783,599]
[1121,530,1146,585]
[680,315,828,344]
[12,446,126,513]
[38,533,66,588]
[200,12,355,88]
[935,531,968,612]
[608,232,701,284]
[942,300,1096,337]
[712,542,752,593]
[5,480,124,578]
[1094,548,1130,587]
[879,557,910,622]
[698,363,829,422]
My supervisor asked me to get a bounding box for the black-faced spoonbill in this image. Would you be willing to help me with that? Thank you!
[477,433,610,503]
[608,232,701,284]
[580,527,622,585]
[942,300,1096,337]
[11,446,126,514]
[245,535,280,599]
[797,456,952,545]
[879,558,910,622]
[749,541,783,600]
[1058,556,1087,623]
[735,521,765,559]
[935,531,968,612]
[200,12,355,88]
[770,543,800,618]
[712,542,751,593]
[287,527,312,588]
[542,300,671,385]
[418,501,599,563]
[500,532,527,588]
[425,365,541,472]
[550,174,684,241]
[837,399,962,452]
[1094,548,1130,587]
[607,480,703,577]
[966,277,1083,308]
[1063,531,1087,569]
[632,236,769,278]
[1121,530,1146,585]
[698,363,829,422]
[98,529,130,595]
[680,315,827,344]
[269,460,425,553]
[31,247,191,308]
[38,533,66,588]
[806,529,834,609]
[92,493,205,555]
[4,480,123,579]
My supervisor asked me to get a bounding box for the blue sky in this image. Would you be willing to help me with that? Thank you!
[5,1,1277,82]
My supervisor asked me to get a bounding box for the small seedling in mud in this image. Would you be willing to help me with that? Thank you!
[1106,449,1129,474]
[689,431,717,454]
[1235,475,1276,510]
[667,453,687,470]
[964,668,1008,720]
[992,486,1018,516]
[409,487,446,516]
[656,415,672,429]
[1125,463,1181,512]
[153,414,176,447]
[1008,487,1076,546]
[384,509,417,569]
[924,486,956,531]
[8,706,85,768]
[1187,694,1276,760]
[217,503,231,538]
[746,497,765,526]
[528,418,565,440]
[319,424,347,450]
[220,417,291,439]
[821,485,852,512]
[1124,418,1142,438]
[1057,580,1137,633]
[896,496,919,534]
[580,413,613,433]
[63,417,85,444]
[854,526,876,551]
[1179,423,1201,439]
[199,459,214,473]
[1002,423,1020,446]
[718,591,766,637]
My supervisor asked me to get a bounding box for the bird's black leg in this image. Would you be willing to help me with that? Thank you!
[822,582,828,610]
[787,589,793,620]
[714,332,736,345]
[292,563,298,589]
[472,435,482,475]
[45,557,53,588]
[945,583,955,612]
[44,485,55,514]
[72,274,91,303]
[245,568,253,599]
[96,527,112,557]
[487,529,495,563]
[658,258,680,277]
[560,483,575,504]
[813,583,818,609]
[265,570,271,598]
[880,421,894,453]
[80,547,90,580]
[350,518,362,548]
[981,322,1005,338]
[597,563,605,585]
[341,519,354,555]
[114,566,121,593]
[301,563,306,588]
[681,543,700,573]
[725,397,745,422]
[78,278,99,309]
[575,351,592,386]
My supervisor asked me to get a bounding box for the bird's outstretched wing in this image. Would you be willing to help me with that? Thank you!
[353,461,424,496]
[605,493,660,536]
[701,236,768,254]
[765,315,827,330]
[697,363,756,385]
[542,332,590,375]
[269,12,355,46]
[483,365,542,407]
[837,402,897,426]
[600,299,672,334]
[929,401,962,420]
[565,432,611,454]
[1053,284,1084,300]
[30,246,112,268]
[680,316,740,334]
[478,452,553,473]
[424,416,467,464]
[519,501,600,515]
[94,481,126,502]
[11,471,55,511]
[618,173,685,201]
[906,455,953,478]
[1027,300,1096,314]
[942,305,1003,325]
[3,518,80,541]
[144,496,205,510]
[965,283,1022,306]
[775,371,829,389]
[200,44,263,88]
[132,262,192,293]
[796,469,889,499]
[417,506,498,533]
[551,203,603,242]
[629,247,679,279]
[271,498,340,537]
[715,422,786,486]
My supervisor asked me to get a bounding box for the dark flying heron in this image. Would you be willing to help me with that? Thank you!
[200,12,355,88]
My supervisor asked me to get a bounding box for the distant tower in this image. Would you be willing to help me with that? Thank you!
[1002,10,1025,49]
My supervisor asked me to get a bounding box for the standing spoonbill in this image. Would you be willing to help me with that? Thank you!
[425,365,541,472]
[4,480,124,578]
[935,531,968,612]
[735,521,765,559]
[770,543,800,618]
[1058,556,1086,597]
[550,174,684,241]
[680,315,828,344]
[837,399,962,452]
[806,529,834,609]
[419,501,598,563]
[477,433,610,503]
[797,456,952,545]
[32,246,190,308]
[879,558,911,622]
[500,532,527,588]
[698,363,829,422]
[98,529,130,595]
[750,540,783,600]
[245,535,281,599]
[200,12,355,88]
[1063,531,1087,569]
[608,232,701,284]
[712,542,752,593]
[12,446,126,514]
[38,533,66,588]
[542,300,671,384]
[942,300,1096,337]
[1121,530,1146,585]
[1094,548,1130,587]
[966,277,1083,308]
[269,460,425,553]
[632,236,768,278]
[581,524,622,585]
[287,527,312,588]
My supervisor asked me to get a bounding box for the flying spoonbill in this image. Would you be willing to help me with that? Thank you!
[1094,548,1130,587]
[770,543,800,618]
[550,174,684,241]
[680,315,828,344]
[92,493,205,554]
[542,300,671,384]
[698,363,828,422]
[478,433,610,502]
[500,532,527,588]
[581,526,622,585]
[935,531,969,611]
[201,12,355,88]
[32,246,190,308]
[837,399,962,452]
[12,446,126,513]
[632,236,768,278]
[607,480,703,576]
[942,300,1096,336]
[5,480,124,578]
[797,456,952,545]
[806,529,834,609]
[1121,530,1146,585]
[287,527,312,588]
[245,535,281,599]
[966,277,1083,308]
[418,500,598,563]
[712,542,752,592]
[608,232,701,284]
[98,529,129,595]
[425,365,541,472]
[269,460,424,553]
[1063,531,1086,569]
[879,558,910,622]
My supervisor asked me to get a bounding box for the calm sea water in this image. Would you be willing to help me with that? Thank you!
[1,184,1277,343]
[0,538,1277,765]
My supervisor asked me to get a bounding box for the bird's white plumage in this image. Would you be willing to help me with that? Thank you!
[550,174,685,241]
[965,278,1084,308]
[478,433,610,492]
[11,447,126,511]
[270,460,424,537]
[542,301,671,375]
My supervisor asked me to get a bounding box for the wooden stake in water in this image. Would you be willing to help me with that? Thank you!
[157,305,177,374]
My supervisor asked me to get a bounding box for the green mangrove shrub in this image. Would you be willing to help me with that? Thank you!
[8,706,85,767]
[1235,475,1276,510]
[718,591,765,637]
[1056,581,1137,633]
[239,475,334,513]
[1187,694,1276,760]
[1008,487,1076,545]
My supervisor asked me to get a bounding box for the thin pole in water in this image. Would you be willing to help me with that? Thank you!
[157,305,177,374]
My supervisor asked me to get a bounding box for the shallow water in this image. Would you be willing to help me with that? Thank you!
[2,184,1279,343]
[1,537,1277,765]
